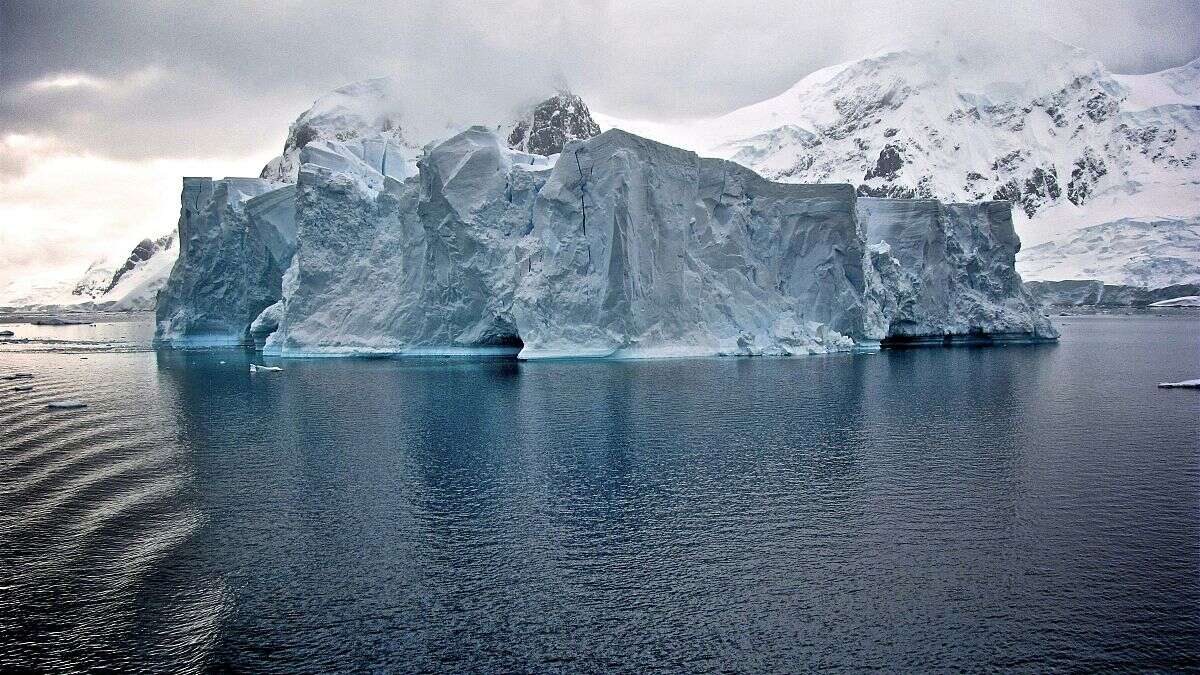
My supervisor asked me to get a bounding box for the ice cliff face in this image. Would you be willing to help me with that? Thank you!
[261,127,548,355]
[509,131,871,357]
[157,121,1056,355]
[155,177,295,345]
[859,199,1054,341]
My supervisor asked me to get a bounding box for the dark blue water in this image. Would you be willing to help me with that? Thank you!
[1,315,1197,672]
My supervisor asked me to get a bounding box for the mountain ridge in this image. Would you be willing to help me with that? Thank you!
[595,37,1199,285]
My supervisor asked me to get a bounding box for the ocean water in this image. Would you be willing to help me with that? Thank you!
[0,314,1197,672]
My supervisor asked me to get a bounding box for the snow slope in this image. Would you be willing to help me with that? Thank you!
[1149,296,1200,307]
[596,35,1200,285]
[1018,217,1200,287]
[0,234,178,311]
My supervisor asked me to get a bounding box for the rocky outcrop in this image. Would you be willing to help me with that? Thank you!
[506,92,601,156]
[103,233,176,295]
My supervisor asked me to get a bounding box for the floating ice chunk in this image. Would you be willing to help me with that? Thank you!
[1157,379,1200,388]
[47,400,87,409]
[249,364,282,372]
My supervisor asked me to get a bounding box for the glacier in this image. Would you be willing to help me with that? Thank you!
[155,106,1056,356]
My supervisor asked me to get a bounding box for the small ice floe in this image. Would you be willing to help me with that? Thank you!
[1157,379,1200,389]
[47,400,87,410]
[249,364,283,373]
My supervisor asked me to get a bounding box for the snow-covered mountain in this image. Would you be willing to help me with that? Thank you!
[597,35,1200,286]
[0,233,177,311]
[9,39,1197,313]
[1018,217,1200,288]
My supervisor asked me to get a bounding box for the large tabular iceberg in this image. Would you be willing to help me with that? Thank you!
[155,92,1056,356]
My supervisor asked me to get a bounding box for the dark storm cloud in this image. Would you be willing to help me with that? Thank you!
[2,0,1198,166]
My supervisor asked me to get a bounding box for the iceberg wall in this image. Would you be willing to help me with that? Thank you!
[264,127,546,356]
[155,177,294,346]
[858,198,1057,342]
[511,130,873,357]
[156,127,1057,355]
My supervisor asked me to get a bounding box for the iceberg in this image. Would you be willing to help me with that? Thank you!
[1157,379,1200,388]
[155,90,1056,357]
[46,400,87,410]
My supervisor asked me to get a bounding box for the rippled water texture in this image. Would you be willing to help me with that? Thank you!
[1,314,1197,672]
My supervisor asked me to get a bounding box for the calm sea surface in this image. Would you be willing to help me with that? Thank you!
[1,314,1197,672]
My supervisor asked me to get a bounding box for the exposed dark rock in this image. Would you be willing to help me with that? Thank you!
[1067,149,1108,205]
[856,183,916,199]
[990,150,1027,174]
[823,82,913,140]
[1084,92,1118,122]
[993,166,1061,217]
[507,92,601,156]
[105,232,175,293]
[864,144,905,180]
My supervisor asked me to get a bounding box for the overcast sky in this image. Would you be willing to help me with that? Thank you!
[2,0,1199,292]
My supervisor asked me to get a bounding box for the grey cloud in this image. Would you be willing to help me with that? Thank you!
[1,0,1198,167]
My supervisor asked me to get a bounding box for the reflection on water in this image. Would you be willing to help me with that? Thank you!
[1,315,1198,672]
